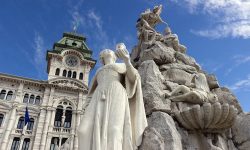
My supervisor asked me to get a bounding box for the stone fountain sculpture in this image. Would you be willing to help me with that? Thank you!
[130,4,250,150]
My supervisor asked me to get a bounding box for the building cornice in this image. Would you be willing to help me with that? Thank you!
[0,73,88,93]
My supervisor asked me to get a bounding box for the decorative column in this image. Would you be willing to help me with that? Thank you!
[39,108,52,150]
[73,112,80,150]
[15,82,24,103]
[70,134,74,150]
[49,108,56,131]
[44,135,52,150]
[39,87,54,150]
[32,108,47,149]
[33,87,51,150]
[71,111,76,134]
[18,136,24,150]
[0,104,17,149]
[84,65,91,86]
[73,91,84,150]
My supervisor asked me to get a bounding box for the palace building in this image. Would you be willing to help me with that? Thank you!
[0,32,96,150]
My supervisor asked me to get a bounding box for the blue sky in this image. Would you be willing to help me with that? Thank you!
[0,0,249,112]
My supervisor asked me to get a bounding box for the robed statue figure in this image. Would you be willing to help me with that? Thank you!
[78,43,148,150]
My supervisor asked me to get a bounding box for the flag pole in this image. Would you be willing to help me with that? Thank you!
[22,103,30,135]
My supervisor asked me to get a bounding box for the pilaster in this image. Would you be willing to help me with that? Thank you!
[39,87,54,150]
[0,104,17,149]
[15,82,24,103]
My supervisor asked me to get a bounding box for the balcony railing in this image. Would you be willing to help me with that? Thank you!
[14,129,33,135]
[52,127,71,133]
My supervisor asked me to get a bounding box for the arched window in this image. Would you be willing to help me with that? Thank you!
[79,73,83,80]
[54,106,63,127]
[29,95,35,104]
[23,94,29,103]
[21,138,30,150]
[6,91,13,100]
[17,117,25,129]
[63,70,67,77]
[50,137,59,150]
[55,68,60,76]
[0,90,6,99]
[11,137,20,150]
[61,138,68,147]
[72,71,77,78]
[0,114,4,127]
[27,118,34,130]
[67,71,72,78]
[35,96,41,105]
[64,107,72,128]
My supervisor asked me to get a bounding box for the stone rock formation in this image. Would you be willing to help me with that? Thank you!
[132,5,250,150]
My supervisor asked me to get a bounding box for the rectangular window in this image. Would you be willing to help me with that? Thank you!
[21,138,30,150]
[11,137,20,150]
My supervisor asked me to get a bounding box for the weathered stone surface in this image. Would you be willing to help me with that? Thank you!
[140,112,182,150]
[138,60,171,115]
[140,41,176,65]
[161,68,193,86]
[212,87,243,113]
[232,113,250,150]
[133,5,248,150]
[206,74,220,90]
[139,127,164,150]
[163,80,179,92]
[175,52,201,71]
[160,63,198,74]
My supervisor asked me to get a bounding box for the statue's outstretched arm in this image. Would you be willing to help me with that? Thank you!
[116,43,138,82]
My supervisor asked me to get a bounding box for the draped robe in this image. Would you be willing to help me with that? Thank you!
[78,63,147,150]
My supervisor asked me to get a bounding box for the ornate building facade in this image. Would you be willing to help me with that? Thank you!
[0,32,96,150]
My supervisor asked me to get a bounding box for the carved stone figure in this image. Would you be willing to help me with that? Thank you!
[170,73,218,104]
[134,19,158,61]
[133,5,167,62]
[129,5,246,150]
[162,27,186,53]
[77,43,147,150]
[140,5,165,28]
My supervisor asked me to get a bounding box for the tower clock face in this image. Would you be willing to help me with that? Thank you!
[65,55,78,67]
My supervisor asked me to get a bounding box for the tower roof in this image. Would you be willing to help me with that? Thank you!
[47,32,95,61]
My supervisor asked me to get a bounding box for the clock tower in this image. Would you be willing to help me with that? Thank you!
[46,32,96,88]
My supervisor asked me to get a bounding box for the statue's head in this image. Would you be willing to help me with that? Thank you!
[153,5,162,15]
[164,27,172,35]
[99,49,117,65]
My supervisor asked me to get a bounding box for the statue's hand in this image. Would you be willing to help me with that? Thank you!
[116,43,130,64]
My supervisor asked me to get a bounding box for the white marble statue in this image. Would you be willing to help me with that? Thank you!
[78,43,148,150]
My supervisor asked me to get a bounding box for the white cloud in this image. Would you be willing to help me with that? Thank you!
[67,0,115,49]
[88,11,102,30]
[228,74,250,91]
[34,33,44,64]
[233,55,250,65]
[86,10,113,49]
[68,6,117,65]
[225,55,250,75]
[172,0,250,38]
[33,32,46,78]
[68,0,86,32]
